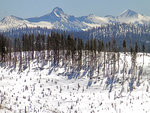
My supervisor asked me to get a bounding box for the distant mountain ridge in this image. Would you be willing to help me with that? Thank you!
[1,7,150,31]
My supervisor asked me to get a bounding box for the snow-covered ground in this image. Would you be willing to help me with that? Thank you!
[0,52,150,113]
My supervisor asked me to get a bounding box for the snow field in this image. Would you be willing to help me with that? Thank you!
[0,53,150,113]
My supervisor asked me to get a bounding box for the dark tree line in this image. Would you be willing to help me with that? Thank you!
[3,23,150,52]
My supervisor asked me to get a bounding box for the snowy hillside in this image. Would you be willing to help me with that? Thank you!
[0,52,150,113]
[1,7,150,31]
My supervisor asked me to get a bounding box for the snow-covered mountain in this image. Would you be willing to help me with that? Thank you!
[0,15,29,30]
[1,7,150,31]
[0,15,54,31]
[27,7,70,23]
[119,9,138,18]
[116,9,150,24]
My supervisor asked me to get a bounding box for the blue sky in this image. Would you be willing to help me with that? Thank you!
[0,0,150,20]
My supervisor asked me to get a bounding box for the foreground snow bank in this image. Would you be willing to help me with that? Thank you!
[0,53,150,113]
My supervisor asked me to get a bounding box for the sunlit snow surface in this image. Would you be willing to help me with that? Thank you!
[0,53,150,113]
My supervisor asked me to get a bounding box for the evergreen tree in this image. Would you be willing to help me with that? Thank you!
[142,44,145,65]
[0,34,7,62]
[13,38,18,69]
[8,38,12,66]
[123,40,127,79]
[17,38,22,71]
[46,34,51,59]
[77,38,84,70]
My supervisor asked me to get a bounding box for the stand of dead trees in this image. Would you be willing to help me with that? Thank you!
[0,33,146,88]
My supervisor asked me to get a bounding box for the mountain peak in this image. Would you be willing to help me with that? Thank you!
[119,9,138,18]
[51,7,64,16]
[1,15,23,22]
